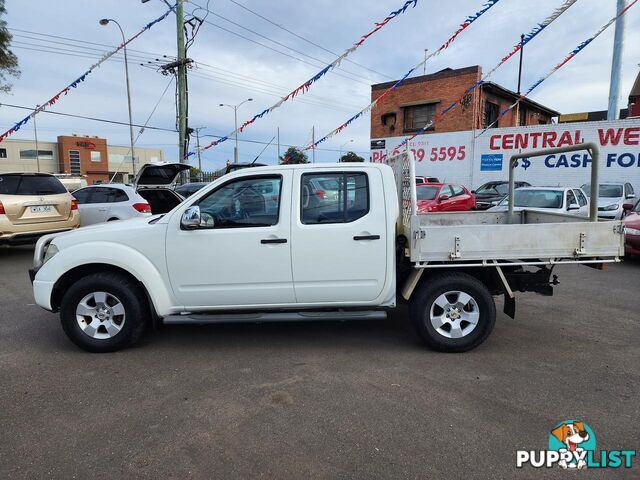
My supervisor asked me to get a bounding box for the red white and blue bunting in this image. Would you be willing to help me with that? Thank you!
[476,0,638,136]
[194,0,419,156]
[0,4,176,143]
[305,0,502,151]
[390,0,578,152]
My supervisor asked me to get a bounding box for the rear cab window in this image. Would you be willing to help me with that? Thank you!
[300,172,369,224]
[0,174,67,195]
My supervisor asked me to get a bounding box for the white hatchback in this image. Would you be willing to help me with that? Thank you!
[72,184,151,226]
[489,186,590,217]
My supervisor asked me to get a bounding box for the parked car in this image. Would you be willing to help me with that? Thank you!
[0,172,79,245]
[623,200,640,256]
[416,183,476,213]
[72,184,152,226]
[580,182,636,220]
[489,187,589,216]
[415,176,440,185]
[175,182,209,198]
[71,163,188,226]
[29,159,624,354]
[473,180,531,210]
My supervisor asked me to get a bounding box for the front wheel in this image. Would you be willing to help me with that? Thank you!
[410,272,496,352]
[60,272,149,352]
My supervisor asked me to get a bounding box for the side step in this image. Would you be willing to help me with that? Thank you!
[163,310,387,325]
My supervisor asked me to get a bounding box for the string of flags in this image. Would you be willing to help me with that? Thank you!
[193,0,420,156]
[0,4,176,143]
[475,0,638,137]
[390,0,578,152]
[304,0,502,152]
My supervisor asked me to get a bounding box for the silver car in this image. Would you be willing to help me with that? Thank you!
[580,182,636,220]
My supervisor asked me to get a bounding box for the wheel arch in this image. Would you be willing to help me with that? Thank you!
[403,267,504,301]
[51,263,159,326]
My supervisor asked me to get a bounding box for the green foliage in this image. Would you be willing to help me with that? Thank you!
[280,146,308,164]
[0,0,20,93]
[339,151,365,162]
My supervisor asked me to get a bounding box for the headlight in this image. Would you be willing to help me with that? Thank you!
[43,243,59,265]
[626,227,640,236]
[599,204,619,211]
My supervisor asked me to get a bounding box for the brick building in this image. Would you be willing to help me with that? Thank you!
[628,70,640,118]
[370,65,559,139]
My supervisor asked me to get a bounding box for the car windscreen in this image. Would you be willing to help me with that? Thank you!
[581,184,623,198]
[0,174,67,195]
[416,185,439,201]
[501,189,563,208]
[476,183,506,195]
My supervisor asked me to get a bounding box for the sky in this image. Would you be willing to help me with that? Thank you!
[1,0,639,171]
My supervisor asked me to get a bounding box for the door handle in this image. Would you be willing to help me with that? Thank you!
[261,238,287,244]
[353,235,380,241]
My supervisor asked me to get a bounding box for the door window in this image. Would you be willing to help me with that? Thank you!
[566,190,577,208]
[575,189,588,207]
[87,187,112,204]
[197,175,282,228]
[301,172,369,224]
[440,185,454,198]
[72,188,91,204]
[107,188,129,203]
[451,185,465,197]
[625,183,635,197]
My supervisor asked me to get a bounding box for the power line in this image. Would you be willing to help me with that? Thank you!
[191,12,372,87]
[0,102,369,155]
[190,1,378,84]
[225,0,394,80]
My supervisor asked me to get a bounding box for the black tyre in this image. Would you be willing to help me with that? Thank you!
[410,272,495,352]
[60,272,149,352]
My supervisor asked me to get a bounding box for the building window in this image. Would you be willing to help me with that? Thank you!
[19,149,54,160]
[539,119,548,125]
[381,112,397,129]
[69,150,81,174]
[90,151,101,162]
[484,101,500,128]
[0,148,6,158]
[403,104,436,132]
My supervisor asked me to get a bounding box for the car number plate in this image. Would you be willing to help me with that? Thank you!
[30,206,52,214]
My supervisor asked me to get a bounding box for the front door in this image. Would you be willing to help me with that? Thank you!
[165,172,295,309]
[290,169,387,304]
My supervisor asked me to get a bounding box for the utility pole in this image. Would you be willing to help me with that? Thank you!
[192,126,206,181]
[517,33,524,95]
[33,105,40,173]
[176,0,188,161]
[608,0,626,120]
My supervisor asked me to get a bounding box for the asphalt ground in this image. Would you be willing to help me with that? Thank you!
[1,244,638,479]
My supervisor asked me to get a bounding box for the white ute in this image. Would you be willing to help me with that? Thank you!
[30,144,625,353]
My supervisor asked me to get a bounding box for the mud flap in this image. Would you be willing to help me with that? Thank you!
[504,294,516,319]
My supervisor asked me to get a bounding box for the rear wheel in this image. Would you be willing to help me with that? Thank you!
[410,272,495,352]
[60,272,148,352]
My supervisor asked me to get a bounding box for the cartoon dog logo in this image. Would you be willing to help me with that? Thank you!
[551,421,590,469]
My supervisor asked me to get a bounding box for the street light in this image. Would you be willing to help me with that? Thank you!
[339,139,354,159]
[100,18,136,177]
[220,98,253,164]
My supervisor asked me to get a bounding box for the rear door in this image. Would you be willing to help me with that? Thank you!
[76,187,112,226]
[290,168,387,304]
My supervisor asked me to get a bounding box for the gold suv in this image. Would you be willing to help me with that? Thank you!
[0,173,80,245]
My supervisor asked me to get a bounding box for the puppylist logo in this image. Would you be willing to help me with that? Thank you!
[516,420,636,470]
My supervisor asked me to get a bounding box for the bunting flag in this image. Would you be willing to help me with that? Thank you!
[0,4,176,143]
[194,0,420,156]
[476,0,638,137]
[305,0,502,151]
[390,0,578,152]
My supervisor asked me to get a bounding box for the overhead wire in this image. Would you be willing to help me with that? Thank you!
[224,0,394,80]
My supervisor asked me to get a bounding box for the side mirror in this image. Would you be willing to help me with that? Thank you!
[567,203,580,211]
[438,194,450,202]
[471,190,476,194]
[626,194,635,199]
[622,202,634,211]
[181,206,201,229]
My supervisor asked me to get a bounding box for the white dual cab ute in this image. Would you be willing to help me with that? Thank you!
[30,144,625,353]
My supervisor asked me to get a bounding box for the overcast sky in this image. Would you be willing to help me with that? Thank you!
[1,0,638,170]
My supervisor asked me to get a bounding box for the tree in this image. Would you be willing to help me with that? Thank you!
[280,146,308,164]
[0,0,19,93]
[339,151,364,162]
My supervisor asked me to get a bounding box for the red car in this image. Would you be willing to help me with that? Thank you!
[623,200,640,256]
[416,183,476,213]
